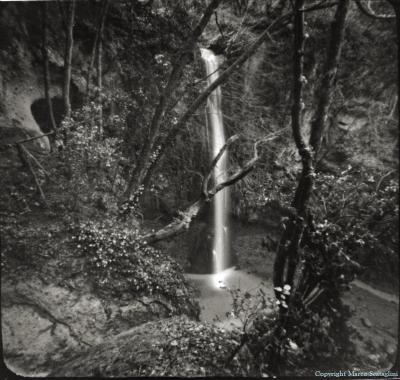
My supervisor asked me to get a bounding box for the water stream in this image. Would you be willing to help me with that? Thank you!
[200,48,230,288]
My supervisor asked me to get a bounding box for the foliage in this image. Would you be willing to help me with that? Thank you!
[139,317,243,377]
[311,168,399,286]
[73,219,199,315]
[281,219,361,366]
[51,103,123,212]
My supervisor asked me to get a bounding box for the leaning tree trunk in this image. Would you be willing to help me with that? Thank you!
[41,2,57,135]
[126,2,339,201]
[137,11,295,201]
[123,0,224,200]
[273,0,350,295]
[63,0,75,120]
[140,134,276,243]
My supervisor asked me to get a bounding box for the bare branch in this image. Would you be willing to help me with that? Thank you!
[202,134,239,198]
[209,135,279,197]
[0,132,54,150]
[300,1,339,13]
[355,0,395,20]
[17,144,49,207]
[142,132,280,244]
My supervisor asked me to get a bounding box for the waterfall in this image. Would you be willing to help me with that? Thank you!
[200,48,230,288]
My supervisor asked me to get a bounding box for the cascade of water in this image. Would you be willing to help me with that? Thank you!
[200,48,230,288]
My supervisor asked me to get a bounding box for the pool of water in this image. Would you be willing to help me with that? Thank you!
[186,267,274,325]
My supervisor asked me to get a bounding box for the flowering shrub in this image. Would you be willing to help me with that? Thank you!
[118,185,145,219]
[52,102,124,212]
[73,219,198,314]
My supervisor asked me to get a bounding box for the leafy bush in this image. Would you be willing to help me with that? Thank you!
[54,103,122,212]
[311,168,399,287]
[142,317,244,377]
[73,219,199,315]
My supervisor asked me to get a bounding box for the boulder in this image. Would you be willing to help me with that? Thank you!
[2,272,198,376]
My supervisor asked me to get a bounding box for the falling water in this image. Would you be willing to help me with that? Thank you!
[200,48,230,288]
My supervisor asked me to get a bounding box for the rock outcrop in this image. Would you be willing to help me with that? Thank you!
[2,264,199,376]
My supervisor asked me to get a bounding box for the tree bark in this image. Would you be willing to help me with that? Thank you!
[63,0,76,120]
[273,0,350,294]
[309,0,350,156]
[41,2,57,135]
[273,0,309,293]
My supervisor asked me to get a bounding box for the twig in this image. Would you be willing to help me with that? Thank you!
[376,169,396,192]
[202,134,239,198]
[17,144,49,208]
[23,148,52,179]
[214,11,224,38]
[0,131,54,149]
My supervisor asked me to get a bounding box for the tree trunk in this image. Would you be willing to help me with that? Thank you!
[63,0,76,120]
[141,134,271,243]
[96,1,109,137]
[123,0,223,200]
[142,199,205,243]
[273,0,350,294]
[97,35,103,136]
[41,2,57,135]
[273,0,309,293]
[124,2,342,200]
[132,11,293,200]
[309,0,350,156]
[86,0,109,103]
[388,0,399,372]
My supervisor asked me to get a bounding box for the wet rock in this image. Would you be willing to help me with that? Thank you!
[361,317,372,328]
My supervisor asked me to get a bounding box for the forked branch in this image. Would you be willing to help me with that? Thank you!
[141,132,280,244]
